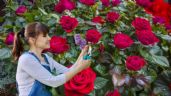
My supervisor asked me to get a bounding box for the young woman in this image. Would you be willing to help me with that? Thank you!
[12,22,91,96]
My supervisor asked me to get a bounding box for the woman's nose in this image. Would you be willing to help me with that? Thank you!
[48,35,51,41]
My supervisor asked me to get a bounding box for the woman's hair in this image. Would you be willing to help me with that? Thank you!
[12,22,49,61]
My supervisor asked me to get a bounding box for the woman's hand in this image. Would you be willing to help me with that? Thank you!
[75,45,91,70]
[65,45,91,82]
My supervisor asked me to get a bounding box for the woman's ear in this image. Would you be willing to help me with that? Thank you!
[28,37,36,45]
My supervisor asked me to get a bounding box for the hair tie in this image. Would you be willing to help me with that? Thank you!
[18,28,28,43]
[18,28,25,38]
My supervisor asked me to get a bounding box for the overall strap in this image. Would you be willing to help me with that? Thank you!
[26,52,51,72]
[27,52,49,64]
[43,54,50,64]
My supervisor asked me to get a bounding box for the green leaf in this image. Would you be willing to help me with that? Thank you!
[0,48,11,60]
[38,8,48,15]
[149,45,162,55]
[0,17,4,22]
[139,49,154,63]
[94,64,107,76]
[50,13,60,22]
[77,17,84,24]
[47,18,56,26]
[4,25,14,29]
[154,71,171,95]
[152,55,169,67]
[24,13,34,22]
[94,77,108,89]
[51,88,60,96]
[160,34,171,41]
[88,90,96,96]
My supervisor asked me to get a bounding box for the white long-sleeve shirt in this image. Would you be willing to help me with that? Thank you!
[16,52,74,96]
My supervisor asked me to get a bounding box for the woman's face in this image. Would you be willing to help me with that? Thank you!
[34,33,51,50]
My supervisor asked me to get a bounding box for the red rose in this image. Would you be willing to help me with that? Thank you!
[92,16,105,24]
[111,0,121,7]
[65,90,84,96]
[5,32,14,45]
[136,30,159,46]
[152,16,165,25]
[135,0,152,8]
[54,2,65,13]
[86,29,102,44]
[165,24,171,30]
[60,16,78,33]
[145,0,171,25]
[79,0,96,6]
[132,17,152,31]
[113,33,133,49]
[101,0,110,7]
[169,83,171,91]
[126,56,146,71]
[105,89,121,96]
[106,12,120,23]
[49,36,69,54]
[54,0,75,13]
[62,0,75,10]
[99,44,105,53]
[15,5,27,16]
[64,67,96,96]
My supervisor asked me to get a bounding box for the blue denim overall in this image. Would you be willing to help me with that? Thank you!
[17,52,52,96]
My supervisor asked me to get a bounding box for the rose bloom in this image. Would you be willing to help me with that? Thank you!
[54,0,75,13]
[113,33,133,49]
[145,0,171,25]
[5,32,14,45]
[49,36,70,54]
[99,44,105,53]
[132,17,152,31]
[135,0,152,8]
[169,83,171,91]
[15,5,27,16]
[126,56,146,71]
[101,0,110,7]
[152,16,165,25]
[64,67,96,96]
[60,15,78,33]
[86,29,102,44]
[79,0,96,6]
[111,0,121,7]
[106,12,120,23]
[135,30,159,46]
[92,16,105,24]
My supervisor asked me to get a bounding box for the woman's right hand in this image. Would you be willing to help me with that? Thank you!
[65,45,91,82]
[75,45,91,71]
